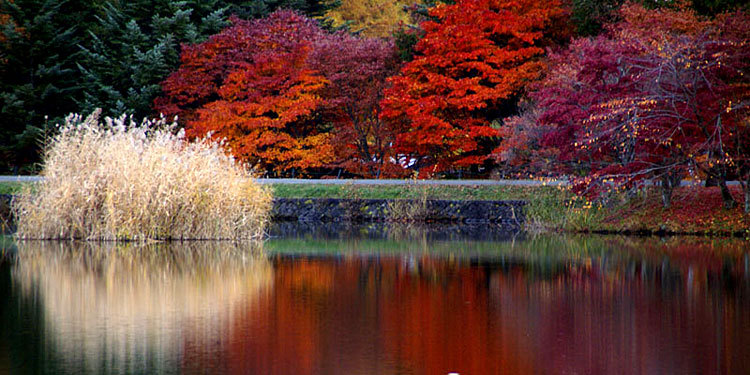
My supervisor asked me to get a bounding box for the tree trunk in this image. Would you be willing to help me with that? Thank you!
[745,176,749,214]
[669,171,681,190]
[719,179,736,209]
[660,174,674,209]
[705,175,718,187]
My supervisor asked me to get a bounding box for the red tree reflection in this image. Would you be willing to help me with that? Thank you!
[183,252,749,375]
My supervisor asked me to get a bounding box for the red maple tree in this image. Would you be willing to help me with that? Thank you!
[503,3,750,209]
[310,33,404,178]
[380,0,565,176]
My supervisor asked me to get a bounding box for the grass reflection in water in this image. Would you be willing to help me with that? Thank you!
[11,241,271,374]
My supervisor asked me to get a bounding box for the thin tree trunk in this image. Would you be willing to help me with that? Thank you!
[745,176,749,214]
[669,171,681,190]
[719,179,736,209]
[661,174,673,209]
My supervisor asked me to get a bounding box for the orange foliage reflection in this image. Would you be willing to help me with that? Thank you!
[186,252,749,375]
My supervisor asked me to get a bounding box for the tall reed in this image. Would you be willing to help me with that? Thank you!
[13,109,272,240]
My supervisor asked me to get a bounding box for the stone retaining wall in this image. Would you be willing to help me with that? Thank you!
[272,198,525,227]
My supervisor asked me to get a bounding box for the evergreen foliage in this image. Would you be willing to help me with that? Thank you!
[76,0,232,117]
[0,0,96,173]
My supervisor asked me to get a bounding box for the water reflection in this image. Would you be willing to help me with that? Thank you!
[236,234,749,374]
[269,221,522,242]
[1,232,749,374]
[9,241,271,374]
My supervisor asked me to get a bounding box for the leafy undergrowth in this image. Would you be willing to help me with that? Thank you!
[597,186,750,236]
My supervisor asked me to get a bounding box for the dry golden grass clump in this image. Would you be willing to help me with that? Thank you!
[13,109,272,240]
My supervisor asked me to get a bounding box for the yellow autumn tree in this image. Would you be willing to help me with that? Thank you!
[325,0,420,37]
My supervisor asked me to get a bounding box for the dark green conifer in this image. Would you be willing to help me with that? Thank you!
[0,0,95,172]
[76,0,230,118]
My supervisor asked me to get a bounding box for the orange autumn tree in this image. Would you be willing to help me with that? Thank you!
[380,0,564,176]
[155,11,334,176]
[192,49,333,174]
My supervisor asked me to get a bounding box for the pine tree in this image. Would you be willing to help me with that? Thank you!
[76,0,230,118]
[0,0,96,173]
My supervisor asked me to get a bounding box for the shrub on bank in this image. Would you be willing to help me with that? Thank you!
[12,110,272,240]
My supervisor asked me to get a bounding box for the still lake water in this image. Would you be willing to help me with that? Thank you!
[1,224,749,375]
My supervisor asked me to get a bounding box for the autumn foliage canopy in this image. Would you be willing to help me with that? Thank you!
[380,0,564,175]
[156,11,332,174]
[153,1,750,210]
[156,10,406,176]
[497,3,750,208]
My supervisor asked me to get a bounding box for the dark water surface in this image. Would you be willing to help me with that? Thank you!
[1,227,749,375]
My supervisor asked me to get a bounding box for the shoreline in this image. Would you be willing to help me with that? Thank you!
[4,187,749,238]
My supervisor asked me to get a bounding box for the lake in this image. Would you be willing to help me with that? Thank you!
[1,224,748,374]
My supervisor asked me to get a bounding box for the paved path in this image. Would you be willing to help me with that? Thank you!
[0,175,567,186]
[254,178,569,186]
[0,175,42,183]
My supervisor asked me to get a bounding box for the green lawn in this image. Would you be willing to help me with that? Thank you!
[270,183,550,200]
[0,182,27,195]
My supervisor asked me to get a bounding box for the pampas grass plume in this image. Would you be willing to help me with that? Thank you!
[13,109,271,240]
